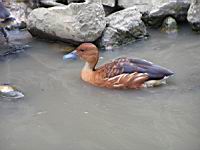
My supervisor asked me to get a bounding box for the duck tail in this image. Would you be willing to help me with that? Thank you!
[147,65,174,80]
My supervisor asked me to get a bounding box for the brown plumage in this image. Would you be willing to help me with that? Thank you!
[75,43,174,89]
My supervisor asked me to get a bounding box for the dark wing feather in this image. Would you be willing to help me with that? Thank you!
[123,58,173,80]
[129,58,153,66]
[98,57,173,80]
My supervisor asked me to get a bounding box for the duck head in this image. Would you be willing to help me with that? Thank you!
[76,43,99,64]
[63,43,99,69]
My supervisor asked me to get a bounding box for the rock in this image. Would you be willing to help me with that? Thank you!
[40,0,65,7]
[118,0,190,27]
[102,0,116,7]
[0,1,10,19]
[68,0,116,16]
[118,0,152,13]
[98,6,148,50]
[160,16,178,33]
[86,0,115,7]
[68,0,116,15]
[187,0,200,31]
[3,1,33,30]
[86,0,118,16]
[67,0,84,4]
[68,0,116,7]
[6,21,27,30]
[27,2,106,44]
[147,0,190,27]
[0,84,24,99]
[0,32,7,44]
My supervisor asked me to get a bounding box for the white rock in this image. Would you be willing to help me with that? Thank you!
[27,2,106,43]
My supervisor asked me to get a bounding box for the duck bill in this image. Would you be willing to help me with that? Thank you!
[63,50,77,61]
[70,50,77,55]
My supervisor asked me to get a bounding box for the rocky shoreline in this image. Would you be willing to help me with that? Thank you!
[1,0,200,50]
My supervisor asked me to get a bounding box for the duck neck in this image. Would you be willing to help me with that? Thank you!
[81,61,97,83]
[83,60,97,71]
[82,51,99,71]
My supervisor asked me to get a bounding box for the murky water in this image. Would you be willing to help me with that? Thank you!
[0,25,200,150]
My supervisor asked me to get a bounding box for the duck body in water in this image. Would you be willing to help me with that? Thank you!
[66,43,174,89]
[0,2,15,43]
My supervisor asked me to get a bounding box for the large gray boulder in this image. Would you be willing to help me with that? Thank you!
[99,6,148,50]
[27,2,106,44]
[118,0,190,27]
[187,0,200,31]
[145,0,191,27]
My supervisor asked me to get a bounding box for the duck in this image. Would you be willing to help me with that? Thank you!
[64,43,174,89]
[0,2,15,43]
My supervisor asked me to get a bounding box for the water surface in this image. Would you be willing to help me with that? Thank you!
[0,25,200,150]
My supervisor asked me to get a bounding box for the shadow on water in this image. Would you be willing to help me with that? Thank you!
[0,24,200,150]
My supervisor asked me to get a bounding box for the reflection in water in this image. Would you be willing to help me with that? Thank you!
[0,25,200,150]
